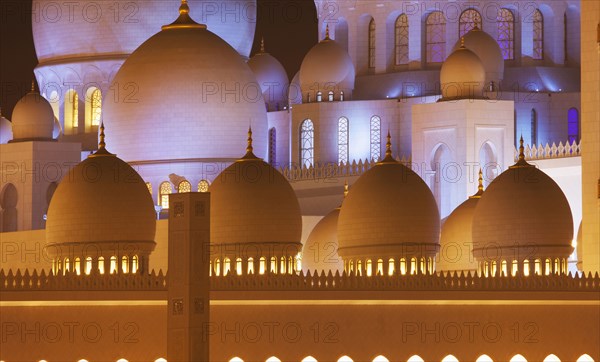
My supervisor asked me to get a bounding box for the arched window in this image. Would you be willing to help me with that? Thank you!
[236,257,242,275]
[366,259,373,276]
[122,255,129,273]
[407,356,425,362]
[85,257,92,275]
[576,354,595,362]
[48,90,60,120]
[177,180,191,193]
[74,257,81,275]
[533,9,544,60]
[426,11,446,63]
[368,18,376,68]
[302,357,318,362]
[98,256,105,274]
[300,119,314,168]
[373,356,389,362]
[531,109,538,146]
[475,356,494,362]
[370,116,381,162]
[64,89,79,131]
[131,255,138,273]
[328,91,334,102]
[0,183,18,232]
[270,256,277,273]
[259,257,266,275]
[510,354,527,362]
[110,256,118,274]
[441,356,459,362]
[198,180,210,193]
[337,357,353,362]
[229,358,244,362]
[459,9,482,37]
[497,8,515,60]
[395,14,409,65]
[85,87,102,128]
[268,127,277,166]
[247,257,254,274]
[338,117,349,165]
[543,355,561,362]
[159,182,172,209]
[568,108,580,143]
[223,257,231,276]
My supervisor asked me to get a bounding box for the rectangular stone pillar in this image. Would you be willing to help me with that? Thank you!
[167,192,210,361]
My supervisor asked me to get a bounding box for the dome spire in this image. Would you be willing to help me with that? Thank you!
[344,180,349,198]
[379,130,397,163]
[470,168,485,198]
[30,80,36,93]
[260,36,266,53]
[510,135,533,168]
[162,0,207,30]
[460,37,466,48]
[90,122,114,157]
[241,126,258,160]
[322,24,332,42]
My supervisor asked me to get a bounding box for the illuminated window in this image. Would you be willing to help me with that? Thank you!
[497,8,515,60]
[300,119,314,168]
[259,257,266,275]
[89,88,102,126]
[420,257,426,274]
[302,357,318,362]
[410,257,417,275]
[224,258,231,276]
[236,258,242,275]
[407,356,425,362]
[512,260,518,276]
[74,257,81,275]
[215,259,221,276]
[268,127,277,166]
[400,258,406,275]
[280,256,286,274]
[426,11,446,63]
[145,182,152,195]
[373,356,389,362]
[270,256,277,273]
[544,354,561,362]
[110,256,118,274]
[368,18,376,68]
[328,91,334,102]
[366,259,372,276]
[98,256,105,274]
[338,117,349,165]
[510,354,527,362]
[266,358,281,362]
[247,257,254,274]
[534,259,542,275]
[198,180,210,193]
[64,258,70,273]
[317,91,322,102]
[395,14,409,65]
[545,258,551,275]
[531,109,538,146]
[533,9,544,60]
[376,259,383,276]
[370,116,381,162]
[178,180,191,193]
[85,257,92,275]
[568,108,580,143]
[576,354,595,362]
[442,355,459,362]
[388,258,395,276]
[122,256,129,273]
[229,358,244,362]
[65,89,79,130]
[337,357,354,362]
[132,255,138,273]
[476,355,494,362]
[159,182,172,209]
[459,9,482,37]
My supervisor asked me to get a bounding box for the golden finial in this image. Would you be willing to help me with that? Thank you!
[89,122,114,157]
[31,80,36,92]
[344,180,349,198]
[470,168,484,198]
[325,24,330,40]
[260,37,266,53]
[472,24,481,31]
[510,135,533,168]
[379,130,397,163]
[460,37,466,48]
[241,126,258,160]
[162,0,206,30]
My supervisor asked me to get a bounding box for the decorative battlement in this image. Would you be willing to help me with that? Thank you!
[515,140,581,162]
[280,157,411,182]
[2,268,599,292]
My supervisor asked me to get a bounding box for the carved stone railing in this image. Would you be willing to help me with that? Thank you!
[280,157,411,182]
[210,270,600,292]
[516,140,581,162]
[0,269,167,291]
[2,268,598,293]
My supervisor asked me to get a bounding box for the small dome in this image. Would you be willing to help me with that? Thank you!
[440,44,486,101]
[248,39,289,111]
[104,3,267,163]
[299,29,355,102]
[0,114,12,144]
[46,127,156,255]
[210,129,302,258]
[302,186,347,274]
[11,89,54,141]
[438,173,485,273]
[452,27,504,85]
[472,141,574,261]
[337,135,440,261]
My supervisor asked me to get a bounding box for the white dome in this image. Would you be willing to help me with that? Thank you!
[210,133,302,258]
[472,150,574,261]
[299,34,355,102]
[452,27,504,84]
[302,207,344,274]
[440,45,486,101]
[337,140,440,260]
[248,42,289,111]
[46,137,156,253]
[103,5,267,163]
[0,114,12,144]
[32,0,256,61]
[11,91,54,141]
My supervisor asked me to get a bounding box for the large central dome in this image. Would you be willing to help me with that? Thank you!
[103,2,267,163]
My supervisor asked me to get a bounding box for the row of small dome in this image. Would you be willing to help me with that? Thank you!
[302,136,573,274]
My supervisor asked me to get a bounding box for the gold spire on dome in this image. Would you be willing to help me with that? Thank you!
[379,131,397,163]
[510,135,533,168]
[162,0,207,30]
[344,180,349,198]
[460,37,466,48]
[259,37,266,53]
[322,24,332,42]
[470,169,485,198]
[241,126,258,160]
[31,80,35,92]
[89,122,114,158]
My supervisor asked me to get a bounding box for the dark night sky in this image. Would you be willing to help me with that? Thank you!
[0,0,318,119]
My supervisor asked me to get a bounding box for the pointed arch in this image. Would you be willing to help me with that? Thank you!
[1,183,18,232]
[368,18,376,68]
[372,356,389,362]
[64,89,79,134]
[395,14,409,65]
[543,355,560,362]
[442,356,459,362]
[338,117,349,165]
[476,356,494,362]
[532,9,544,60]
[510,355,527,362]
[159,182,172,209]
[426,11,446,63]
[177,180,191,193]
[407,356,425,362]
[497,8,515,60]
[300,119,314,168]
[576,355,595,362]
[459,9,482,37]
[337,357,353,362]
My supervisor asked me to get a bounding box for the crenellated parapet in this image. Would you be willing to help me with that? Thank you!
[516,140,581,161]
